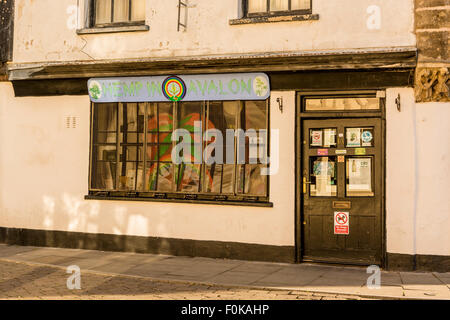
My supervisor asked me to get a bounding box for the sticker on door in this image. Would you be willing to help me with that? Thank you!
[334,211,349,235]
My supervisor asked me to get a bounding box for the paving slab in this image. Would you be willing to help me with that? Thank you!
[253,268,325,287]
[206,271,270,285]
[1,244,449,300]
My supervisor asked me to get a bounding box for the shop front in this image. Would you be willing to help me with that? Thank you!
[86,73,273,206]
[6,47,447,271]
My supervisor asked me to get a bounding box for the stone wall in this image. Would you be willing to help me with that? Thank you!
[414,0,450,102]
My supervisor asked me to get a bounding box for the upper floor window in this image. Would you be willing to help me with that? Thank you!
[246,0,311,16]
[94,0,145,26]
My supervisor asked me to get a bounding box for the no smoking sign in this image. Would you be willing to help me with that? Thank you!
[334,212,349,235]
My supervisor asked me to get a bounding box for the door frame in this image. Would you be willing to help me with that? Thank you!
[295,90,387,267]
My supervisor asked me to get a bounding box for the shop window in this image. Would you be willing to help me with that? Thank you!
[90,100,270,202]
[246,0,312,16]
[93,0,145,26]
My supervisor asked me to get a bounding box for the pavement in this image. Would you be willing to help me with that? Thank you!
[0,244,448,300]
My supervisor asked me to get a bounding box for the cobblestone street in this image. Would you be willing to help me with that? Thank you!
[0,260,365,300]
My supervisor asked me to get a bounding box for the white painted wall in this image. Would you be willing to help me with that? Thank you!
[0,83,296,246]
[13,0,415,63]
[386,88,450,256]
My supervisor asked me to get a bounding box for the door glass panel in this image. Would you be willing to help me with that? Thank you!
[305,97,379,111]
[310,157,337,197]
[346,157,374,197]
[310,128,337,148]
[346,127,374,147]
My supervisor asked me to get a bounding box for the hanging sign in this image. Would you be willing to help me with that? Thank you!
[334,211,350,235]
[88,73,270,103]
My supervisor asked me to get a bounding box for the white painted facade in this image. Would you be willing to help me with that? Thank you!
[13,0,415,63]
[0,0,449,262]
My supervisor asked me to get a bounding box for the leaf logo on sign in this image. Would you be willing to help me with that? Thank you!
[88,81,103,100]
[253,76,269,97]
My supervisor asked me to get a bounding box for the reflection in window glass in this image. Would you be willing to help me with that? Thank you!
[346,157,374,197]
[310,157,337,197]
[305,98,380,111]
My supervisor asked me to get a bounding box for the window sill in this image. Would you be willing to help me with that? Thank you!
[229,13,319,25]
[76,24,150,35]
[85,195,273,208]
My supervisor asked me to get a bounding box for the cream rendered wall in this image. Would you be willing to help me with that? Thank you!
[386,88,450,256]
[13,0,415,63]
[0,83,296,246]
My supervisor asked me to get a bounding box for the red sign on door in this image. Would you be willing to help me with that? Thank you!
[334,211,349,235]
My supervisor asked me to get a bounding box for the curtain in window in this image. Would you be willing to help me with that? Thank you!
[270,0,289,11]
[131,0,145,21]
[114,0,130,22]
[95,0,111,24]
[291,0,310,10]
[248,0,267,13]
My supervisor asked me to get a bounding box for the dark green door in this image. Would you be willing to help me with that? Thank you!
[301,118,382,265]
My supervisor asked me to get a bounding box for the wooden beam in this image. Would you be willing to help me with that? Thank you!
[8,47,417,81]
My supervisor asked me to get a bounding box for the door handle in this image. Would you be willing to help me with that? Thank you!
[303,177,311,194]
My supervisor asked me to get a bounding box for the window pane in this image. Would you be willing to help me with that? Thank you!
[237,164,267,196]
[176,164,201,192]
[95,103,117,132]
[206,101,238,165]
[346,127,374,148]
[248,0,267,13]
[96,0,112,24]
[291,0,310,10]
[131,0,145,21]
[310,128,337,148]
[157,163,174,192]
[270,0,289,11]
[114,0,130,22]
[148,103,173,132]
[222,164,235,194]
[347,157,374,197]
[244,101,267,130]
[204,164,223,193]
[178,102,202,136]
[118,162,143,191]
[204,164,235,194]
[145,162,175,192]
[92,161,116,190]
[146,162,158,191]
[310,157,337,197]
[305,97,380,111]
[96,145,117,161]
